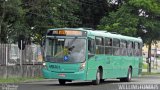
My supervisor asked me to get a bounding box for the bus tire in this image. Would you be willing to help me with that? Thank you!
[100,79,105,82]
[120,67,132,82]
[58,79,66,85]
[92,69,100,85]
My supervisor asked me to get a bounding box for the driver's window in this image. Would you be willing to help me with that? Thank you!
[88,38,95,54]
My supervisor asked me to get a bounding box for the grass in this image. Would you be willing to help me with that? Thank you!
[0,77,43,83]
[156,57,160,60]
[142,72,160,75]
[142,63,148,69]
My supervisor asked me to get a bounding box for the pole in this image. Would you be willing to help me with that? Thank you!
[20,40,23,77]
[6,46,8,66]
[156,45,158,69]
[5,46,8,78]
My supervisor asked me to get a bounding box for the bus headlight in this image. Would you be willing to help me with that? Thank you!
[43,62,46,66]
[79,62,86,71]
[43,62,47,69]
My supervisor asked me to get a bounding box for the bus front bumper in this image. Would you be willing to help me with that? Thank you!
[42,68,86,80]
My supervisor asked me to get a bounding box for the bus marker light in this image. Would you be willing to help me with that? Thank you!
[79,62,86,70]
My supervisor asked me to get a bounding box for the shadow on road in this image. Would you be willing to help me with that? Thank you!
[18,79,141,90]
[45,79,130,87]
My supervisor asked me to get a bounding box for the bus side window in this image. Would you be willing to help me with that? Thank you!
[88,38,95,54]
[105,37,112,55]
[95,37,104,54]
[135,42,140,56]
[113,38,120,55]
[127,41,133,56]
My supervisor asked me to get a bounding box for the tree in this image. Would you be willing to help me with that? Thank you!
[98,0,160,73]
[22,0,81,45]
[98,4,139,36]
[77,0,133,28]
[78,0,109,28]
[0,0,24,43]
[130,0,160,73]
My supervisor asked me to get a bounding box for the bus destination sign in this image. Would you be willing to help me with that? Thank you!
[47,30,87,36]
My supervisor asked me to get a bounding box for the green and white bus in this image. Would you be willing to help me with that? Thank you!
[42,28,143,85]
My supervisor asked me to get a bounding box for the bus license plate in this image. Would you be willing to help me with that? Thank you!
[58,74,65,77]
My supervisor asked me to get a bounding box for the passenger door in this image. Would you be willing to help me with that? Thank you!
[86,38,96,80]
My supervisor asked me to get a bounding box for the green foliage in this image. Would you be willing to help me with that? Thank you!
[0,0,81,44]
[98,4,139,36]
[0,0,160,45]
[78,0,109,28]
[0,0,25,43]
[98,0,160,44]
[23,0,82,44]
[128,0,160,14]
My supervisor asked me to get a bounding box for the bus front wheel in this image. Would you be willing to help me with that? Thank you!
[120,67,132,82]
[58,79,66,85]
[92,69,100,85]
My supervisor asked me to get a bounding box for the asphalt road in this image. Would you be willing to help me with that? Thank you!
[1,75,160,90]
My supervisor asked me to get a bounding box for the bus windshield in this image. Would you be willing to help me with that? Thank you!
[45,37,86,63]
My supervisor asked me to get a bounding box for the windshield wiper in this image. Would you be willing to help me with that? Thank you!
[68,46,75,51]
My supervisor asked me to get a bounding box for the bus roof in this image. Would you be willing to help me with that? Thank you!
[48,28,142,42]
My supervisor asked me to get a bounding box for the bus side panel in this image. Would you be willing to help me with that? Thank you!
[132,57,142,77]
[103,56,127,79]
[86,55,105,80]
[86,56,97,80]
[118,56,128,78]
[120,56,137,78]
[107,56,123,78]
[103,55,114,79]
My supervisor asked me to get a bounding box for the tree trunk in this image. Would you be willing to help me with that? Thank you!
[0,1,6,43]
[148,41,152,73]
[0,25,1,43]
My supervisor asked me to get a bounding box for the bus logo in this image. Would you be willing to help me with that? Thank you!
[64,56,69,61]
